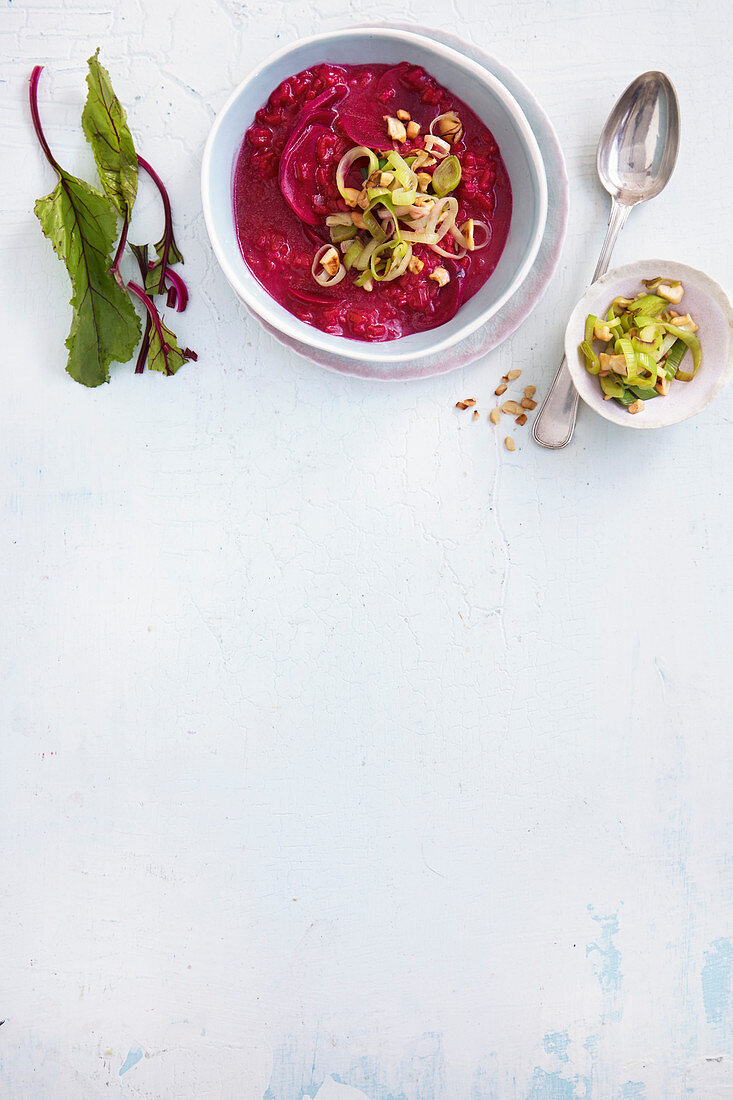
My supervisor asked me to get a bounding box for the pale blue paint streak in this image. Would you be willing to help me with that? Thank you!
[119,1044,143,1076]
[524,1068,575,1100]
[618,1083,645,1099]
[542,1033,570,1062]
[701,938,733,1027]
[587,908,622,1021]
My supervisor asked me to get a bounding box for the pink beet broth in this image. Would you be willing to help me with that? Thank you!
[233,62,512,342]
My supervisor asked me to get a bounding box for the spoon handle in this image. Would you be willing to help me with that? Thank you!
[533,200,631,449]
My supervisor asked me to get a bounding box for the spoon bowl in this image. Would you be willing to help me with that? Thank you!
[597,70,680,206]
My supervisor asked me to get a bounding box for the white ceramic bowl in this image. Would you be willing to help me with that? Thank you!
[565,260,733,430]
[201,27,548,364]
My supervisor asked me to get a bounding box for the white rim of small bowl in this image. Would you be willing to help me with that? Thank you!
[201,27,549,364]
[564,259,733,429]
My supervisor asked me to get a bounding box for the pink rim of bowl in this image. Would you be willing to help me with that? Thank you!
[201,27,551,372]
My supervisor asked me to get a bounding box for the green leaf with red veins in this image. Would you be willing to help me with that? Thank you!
[81,49,138,220]
[34,171,141,386]
[147,316,196,375]
[154,230,183,266]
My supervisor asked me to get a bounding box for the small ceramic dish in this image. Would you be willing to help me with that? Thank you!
[201,27,548,365]
[564,259,733,429]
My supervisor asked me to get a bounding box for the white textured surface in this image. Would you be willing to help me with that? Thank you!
[2,1,733,1098]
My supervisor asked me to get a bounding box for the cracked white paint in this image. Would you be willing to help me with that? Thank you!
[2,0,733,1097]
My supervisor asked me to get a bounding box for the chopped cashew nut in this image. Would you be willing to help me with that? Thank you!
[504,437,515,451]
[435,113,463,143]
[507,369,522,381]
[342,187,360,208]
[628,399,644,414]
[669,312,699,332]
[406,120,421,140]
[461,219,475,250]
[489,408,501,424]
[655,376,671,396]
[396,109,410,121]
[429,267,450,287]
[320,247,340,278]
[416,172,432,192]
[384,116,407,142]
[593,322,613,342]
[408,255,424,275]
[501,400,523,415]
[524,385,537,398]
[378,171,395,187]
[658,283,684,304]
[351,211,366,229]
[494,383,507,396]
[599,352,628,375]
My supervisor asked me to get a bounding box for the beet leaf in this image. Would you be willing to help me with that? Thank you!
[81,49,138,221]
[31,66,141,387]
[128,243,196,374]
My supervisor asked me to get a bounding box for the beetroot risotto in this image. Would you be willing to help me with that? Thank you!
[233,62,512,342]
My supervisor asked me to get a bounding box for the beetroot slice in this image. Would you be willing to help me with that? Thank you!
[340,64,434,149]
[423,268,464,327]
[278,85,347,225]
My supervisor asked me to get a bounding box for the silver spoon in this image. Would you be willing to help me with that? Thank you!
[533,71,680,449]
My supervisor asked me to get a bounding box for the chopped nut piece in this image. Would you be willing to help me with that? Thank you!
[504,436,516,452]
[384,115,407,142]
[628,399,645,414]
[416,172,432,192]
[658,282,684,304]
[361,278,373,292]
[599,351,628,375]
[593,322,613,342]
[489,408,501,425]
[501,400,523,415]
[507,368,522,381]
[655,375,671,396]
[351,211,366,230]
[463,398,476,407]
[669,312,698,332]
[462,219,475,250]
[521,397,537,410]
[429,266,450,287]
[455,401,468,410]
[320,247,340,277]
[396,109,411,121]
[408,255,424,274]
[494,383,507,396]
[356,188,371,210]
[342,187,361,208]
[524,385,536,398]
[501,375,509,383]
[472,409,480,421]
[515,413,528,426]
[406,120,421,140]
[379,170,395,187]
[435,112,463,144]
